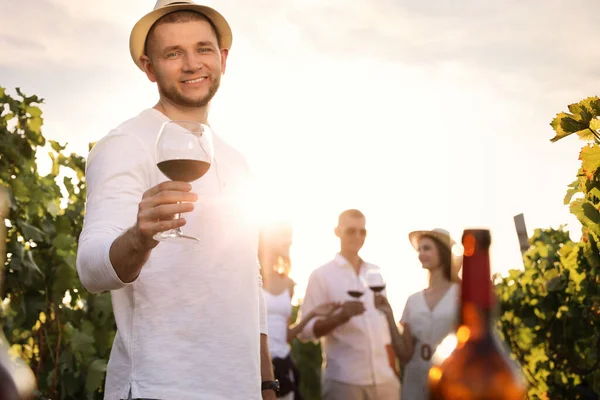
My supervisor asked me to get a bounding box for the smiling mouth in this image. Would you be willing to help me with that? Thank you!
[182,77,207,84]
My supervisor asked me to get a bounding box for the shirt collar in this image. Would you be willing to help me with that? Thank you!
[334,253,367,269]
[149,107,215,149]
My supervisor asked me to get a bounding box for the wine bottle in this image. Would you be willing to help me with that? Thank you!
[428,229,527,400]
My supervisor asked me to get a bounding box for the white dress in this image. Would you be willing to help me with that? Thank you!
[400,284,459,400]
[264,289,294,400]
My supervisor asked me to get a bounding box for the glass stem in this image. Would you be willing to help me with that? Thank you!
[174,202,183,234]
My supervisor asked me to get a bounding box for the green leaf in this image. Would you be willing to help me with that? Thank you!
[576,128,597,141]
[90,293,113,326]
[588,187,600,201]
[54,215,73,235]
[547,276,566,292]
[556,305,569,318]
[49,140,66,152]
[85,359,107,393]
[568,100,595,123]
[70,325,96,362]
[52,263,77,302]
[23,250,44,277]
[582,202,600,224]
[569,269,586,291]
[25,105,42,119]
[564,179,581,205]
[580,96,600,115]
[580,145,600,177]
[550,113,583,142]
[46,198,60,217]
[589,118,600,136]
[12,179,30,202]
[52,233,76,250]
[19,221,46,242]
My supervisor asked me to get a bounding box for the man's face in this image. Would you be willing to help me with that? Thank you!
[335,215,367,255]
[142,19,228,108]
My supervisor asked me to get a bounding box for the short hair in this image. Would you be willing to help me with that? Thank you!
[337,209,365,226]
[144,10,222,58]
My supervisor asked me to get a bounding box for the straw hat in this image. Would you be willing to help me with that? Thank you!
[408,228,463,281]
[129,0,233,70]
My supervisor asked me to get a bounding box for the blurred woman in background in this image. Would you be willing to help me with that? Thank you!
[376,228,462,400]
[259,221,340,400]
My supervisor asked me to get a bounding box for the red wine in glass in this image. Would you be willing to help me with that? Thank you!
[366,268,386,294]
[347,290,364,298]
[369,285,386,293]
[157,159,211,182]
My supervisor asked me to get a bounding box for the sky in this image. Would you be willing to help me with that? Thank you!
[2,0,600,313]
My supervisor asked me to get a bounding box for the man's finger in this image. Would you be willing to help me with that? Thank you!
[141,203,194,221]
[143,181,193,199]
[151,217,187,235]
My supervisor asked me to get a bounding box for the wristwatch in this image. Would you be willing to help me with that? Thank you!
[261,380,280,394]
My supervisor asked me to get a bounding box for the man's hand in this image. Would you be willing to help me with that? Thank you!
[313,300,366,338]
[132,181,198,250]
[338,300,366,322]
[312,301,342,317]
[109,181,197,284]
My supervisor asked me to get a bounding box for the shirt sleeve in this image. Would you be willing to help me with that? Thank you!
[298,269,328,342]
[76,131,152,293]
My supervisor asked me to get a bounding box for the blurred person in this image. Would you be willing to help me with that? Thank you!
[259,221,340,399]
[299,210,400,400]
[375,228,462,400]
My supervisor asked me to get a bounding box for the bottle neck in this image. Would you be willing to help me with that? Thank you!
[459,248,494,339]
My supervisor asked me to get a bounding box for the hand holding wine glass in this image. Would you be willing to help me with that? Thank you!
[338,301,366,322]
[312,301,342,317]
[133,181,198,250]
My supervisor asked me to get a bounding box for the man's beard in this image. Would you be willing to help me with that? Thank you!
[158,75,221,108]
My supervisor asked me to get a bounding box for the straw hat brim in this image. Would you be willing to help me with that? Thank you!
[129,3,233,71]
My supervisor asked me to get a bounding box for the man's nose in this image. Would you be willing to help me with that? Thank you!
[183,53,203,72]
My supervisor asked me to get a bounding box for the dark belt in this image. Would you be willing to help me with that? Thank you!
[420,343,433,361]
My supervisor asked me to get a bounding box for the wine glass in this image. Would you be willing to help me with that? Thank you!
[347,276,365,299]
[154,120,213,242]
[365,268,386,294]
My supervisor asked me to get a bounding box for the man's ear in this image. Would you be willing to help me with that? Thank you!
[334,226,341,238]
[220,48,229,74]
[140,55,157,83]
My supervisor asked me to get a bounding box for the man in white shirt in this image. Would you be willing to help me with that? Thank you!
[76,1,277,399]
[299,209,400,400]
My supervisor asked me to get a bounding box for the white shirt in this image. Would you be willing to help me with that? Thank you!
[400,284,459,400]
[299,254,398,386]
[76,108,267,400]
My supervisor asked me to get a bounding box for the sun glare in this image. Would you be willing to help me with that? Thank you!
[451,243,464,256]
[431,333,458,365]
